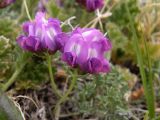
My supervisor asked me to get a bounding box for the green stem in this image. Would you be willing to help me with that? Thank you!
[125,2,155,118]
[23,0,32,21]
[143,35,155,118]
[54,70,77,118]
[47,55,62,98]
[2,63,26,92]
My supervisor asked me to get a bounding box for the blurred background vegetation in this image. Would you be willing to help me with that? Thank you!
[0,0,160,119]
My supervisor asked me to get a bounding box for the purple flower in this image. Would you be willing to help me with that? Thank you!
[38,0,48,12]
[62,28,112,74]
[76,0,104,12]
[17,12,65,53]
[0,0,16,8]
[37,0,63,12]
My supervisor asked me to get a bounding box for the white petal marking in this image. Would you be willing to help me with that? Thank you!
[46,28,56,41]
[82,31,92,37]
[70,43,81,56]
[29,26,34,36]
[87,48,97,59]
[92,36,98,42]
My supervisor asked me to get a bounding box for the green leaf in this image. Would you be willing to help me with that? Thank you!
[0,90,24,120]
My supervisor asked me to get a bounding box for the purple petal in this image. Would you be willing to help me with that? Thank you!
[48,18,61,26]
[17,35,26,49]
[84,57,102,73]
[17,35,42,52]
[35,12,46,22]
[76,0,104,12]
[22,21,32,34]
[24,36,41,52]
[101,59,111,73]
[86,0,104,12]
[62,52,77,67]
[55,32,69,52]
[45,32,57,52]
[101,38,112,51]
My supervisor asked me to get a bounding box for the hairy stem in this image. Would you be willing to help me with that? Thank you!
[2,62,26,92]
[2,52,31,91]
[54,70,77,119]
[47,55,62,98]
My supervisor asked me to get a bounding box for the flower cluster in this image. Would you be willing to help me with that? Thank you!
[17,12,66,53]
[17,12,111,74]
[62,28,111,73]
[76,0,104,12]
[0,0,15,8]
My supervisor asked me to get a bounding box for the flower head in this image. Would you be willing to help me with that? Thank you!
[17,12,65,53]
[76,0,104,12]
[0,0,15,8]
[38,0,63,12]
[62,27,112,74]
